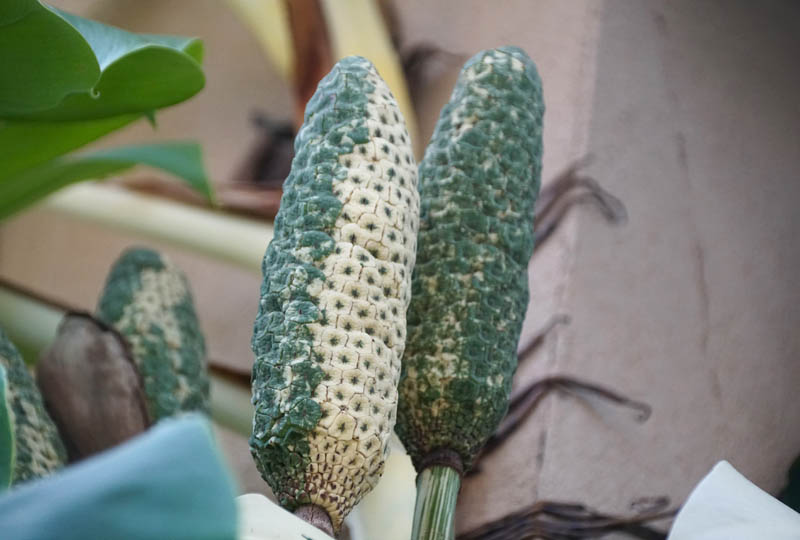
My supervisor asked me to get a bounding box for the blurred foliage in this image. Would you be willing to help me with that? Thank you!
[0,0,212,220]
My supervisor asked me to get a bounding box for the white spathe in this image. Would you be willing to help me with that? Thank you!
[237,494,335,540]
[668,461,800,540]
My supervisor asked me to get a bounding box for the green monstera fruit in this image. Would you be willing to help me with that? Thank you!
[250,56,420,533]
[397,46,544,474]
[97,248,210,422]
[0,326,66,486]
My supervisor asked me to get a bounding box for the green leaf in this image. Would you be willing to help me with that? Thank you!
[0,414,238,540]
[0,142,214,220]
[0,115,139,179]
[0,0,204,120]
[0,0,99,117]
[0,3,210,220]
[0,364,14,492]
[0,1,209,221]
[86,142,213,200]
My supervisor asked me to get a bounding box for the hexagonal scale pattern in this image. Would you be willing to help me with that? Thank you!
[396,47,544,472]
[250,56,419,530]
[97,248,210,421]
[0,326,66,484]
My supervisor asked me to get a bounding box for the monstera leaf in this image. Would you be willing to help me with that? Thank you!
[0,0,212,220]
[0,0,204,120]
[1,142,213,218]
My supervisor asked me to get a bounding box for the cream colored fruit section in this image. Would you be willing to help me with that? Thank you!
[302,70,419,517]
[116,266,191,401]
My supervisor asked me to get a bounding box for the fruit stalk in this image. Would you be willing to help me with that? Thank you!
[411,465,461,540]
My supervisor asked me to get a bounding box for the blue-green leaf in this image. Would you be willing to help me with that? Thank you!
[0,414,238,540]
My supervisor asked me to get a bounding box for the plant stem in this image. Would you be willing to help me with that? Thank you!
[411,465,461,540]
[0,284,63,362]
[43,184,272,273]
[294,504,335,537]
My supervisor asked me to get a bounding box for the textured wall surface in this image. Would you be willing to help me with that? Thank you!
[534,0,800,523]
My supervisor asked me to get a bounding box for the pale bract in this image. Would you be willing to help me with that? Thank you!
[668,460,800,539]
[237,494,335,540]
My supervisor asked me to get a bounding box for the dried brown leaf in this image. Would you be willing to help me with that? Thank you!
[37,313,150,461]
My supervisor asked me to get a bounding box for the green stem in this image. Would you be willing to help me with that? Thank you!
[43,184,272,273]
[0,284,63,362]
[411,465,461,540]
